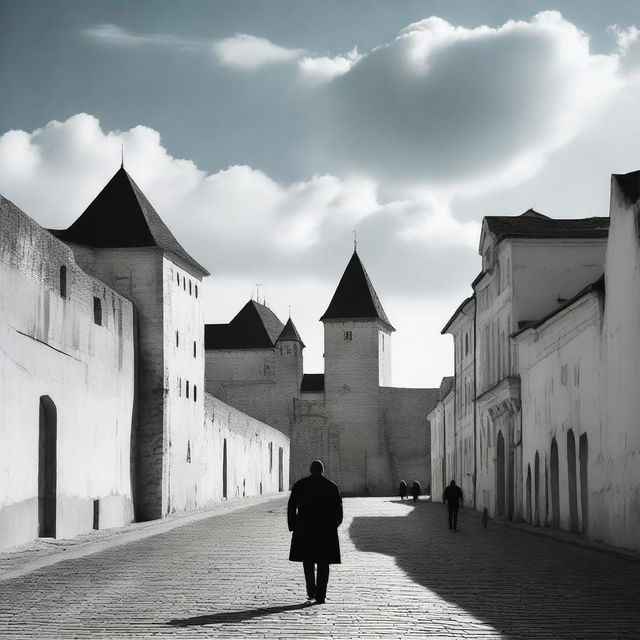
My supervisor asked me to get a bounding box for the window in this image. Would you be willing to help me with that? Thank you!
[269,442,273,472]
[193,385,197,402]
[189,280,192,295]
[178,377,182,397]
[465,333,469,355]
[177,273,180,286]
[183,278,186,291]
[186,440,191,463]
[176,330,179,348]
[59,266,67,299]
[193,341,196,358]
[186,380,190,399]
[344,330,353,341]
[93,297,102,325]
[195,285,198,299]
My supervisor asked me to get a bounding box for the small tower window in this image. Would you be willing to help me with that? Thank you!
[183,278,186,291]
[186,440,191,463]
[59,266,67,299]
[177,273,180,286]
[194,385,197,402]
[189,280,192,295]
[344,330,352,341]
[178,377,182,397]
[186,380,190,399]
[193,341,197,358]
[93,297,102,325]
[176,330,179,347]
[195,285,198,299]
[465,333,469,355]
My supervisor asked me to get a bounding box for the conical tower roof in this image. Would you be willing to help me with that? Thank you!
[277,317,305,347]
[320,250,394,331]
[205,300,284,349]
[51,166,209,275]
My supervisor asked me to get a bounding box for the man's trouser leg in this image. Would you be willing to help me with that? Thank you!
[452,506,459,529]
[303,561,316,598]
[316,563,330,602]
[448,506,454,529]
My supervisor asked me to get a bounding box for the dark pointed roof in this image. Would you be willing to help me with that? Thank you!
[484,209,609,243]
[277,317,305,347]
[320,251,394,331]
[50,167,209,275]
[205,300,285,350]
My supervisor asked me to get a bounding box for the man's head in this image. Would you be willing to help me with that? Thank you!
[450,479,456,486]
[310,460,324,476]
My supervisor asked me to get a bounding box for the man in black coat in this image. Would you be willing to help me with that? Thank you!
[443,479,463,530]
[288,460,342,604]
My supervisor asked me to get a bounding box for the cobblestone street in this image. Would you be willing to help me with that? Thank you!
[2,497,640,639]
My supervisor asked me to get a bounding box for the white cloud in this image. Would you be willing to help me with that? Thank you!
[298,47,362,82]
[213,34,304,70]
[310,11,623,195]
[83,24,206,52]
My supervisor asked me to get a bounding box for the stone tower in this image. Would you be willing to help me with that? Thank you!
[320,250,395,494]
[52,166,210,520]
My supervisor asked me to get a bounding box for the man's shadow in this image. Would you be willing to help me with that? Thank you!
[167,602,313,627]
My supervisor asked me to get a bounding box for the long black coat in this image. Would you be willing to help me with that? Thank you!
[288,475,343,564]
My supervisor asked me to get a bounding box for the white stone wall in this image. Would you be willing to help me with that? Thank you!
[0,197,135,550]
[516,293,602,534]
[601,175,640,553]
[199,394,290,501]
[428,401,445,501]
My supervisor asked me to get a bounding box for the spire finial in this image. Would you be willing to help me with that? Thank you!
[288,304,292,318]
[353,229,357,252]
[121,143,124,169]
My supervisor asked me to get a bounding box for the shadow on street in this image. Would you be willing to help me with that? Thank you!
[166,602,314,626]
[349,501,640,639]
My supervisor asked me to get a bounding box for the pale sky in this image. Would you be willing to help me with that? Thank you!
[1,1,640,387]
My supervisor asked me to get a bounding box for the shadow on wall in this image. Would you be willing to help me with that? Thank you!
[348,503,640,639]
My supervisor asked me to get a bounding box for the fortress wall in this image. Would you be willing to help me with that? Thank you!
[197,393,290,502]
[380,387,438,494]
[290,398,330,485]
[0,197,135,550]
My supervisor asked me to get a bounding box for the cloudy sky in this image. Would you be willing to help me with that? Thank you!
[1,1,640,387]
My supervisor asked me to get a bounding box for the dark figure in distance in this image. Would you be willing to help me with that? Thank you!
[399,480,407,500]
[288,460,343,604]
[443,479,463,530]
[482,507,489,528]
[411,480,421,503]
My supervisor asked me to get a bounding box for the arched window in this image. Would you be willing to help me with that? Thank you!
[59,266,67,299]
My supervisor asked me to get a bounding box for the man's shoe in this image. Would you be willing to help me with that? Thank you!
[315,598,326,604]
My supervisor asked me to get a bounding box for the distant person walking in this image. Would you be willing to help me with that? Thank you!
[411,480,421,503]
[443,480,463,530]
[288,460,343,605]
[399,480,407,500]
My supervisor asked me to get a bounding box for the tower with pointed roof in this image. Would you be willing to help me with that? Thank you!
[319,250,395,494]
[204,299,304,436]
[53,166,209,520]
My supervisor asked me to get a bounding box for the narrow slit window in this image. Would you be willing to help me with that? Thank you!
[186,380,190,399]
[195,285,198,299]
[193,341,196,358]
[177,273,180,286]
[189,280,192,295]
[93,297,102,325]
[194,385,197,402]
[176,330,179,348]
[59,266,67,299]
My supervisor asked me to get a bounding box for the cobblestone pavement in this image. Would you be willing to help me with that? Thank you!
[2,497,640,639]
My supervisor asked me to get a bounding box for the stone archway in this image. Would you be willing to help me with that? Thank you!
[567,430,578,534]
[579,434,589,534]
[38,396,57,538]
[550,438,560,529]
[496,431,505,517]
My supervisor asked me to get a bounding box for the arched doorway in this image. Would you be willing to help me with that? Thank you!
[550,438,560,529]
[222,439,228,499]
[579,434,589,534]
[278,447,284,492]
[534,451,540,526]
[526,464,532,523]
[496,431,505,517]
[567,430,578,533]
[38,396,57,538]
